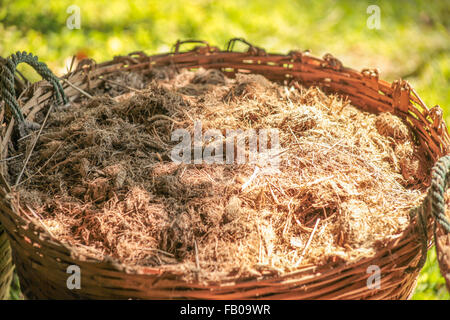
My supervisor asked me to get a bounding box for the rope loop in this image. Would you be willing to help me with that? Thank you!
[0,51,68,130]
[408,155,450,272]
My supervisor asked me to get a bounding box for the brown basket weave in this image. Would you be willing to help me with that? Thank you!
[0,39,449,299]
[0,227,13,299]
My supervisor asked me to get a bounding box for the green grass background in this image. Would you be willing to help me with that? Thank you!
[0,0,449,300]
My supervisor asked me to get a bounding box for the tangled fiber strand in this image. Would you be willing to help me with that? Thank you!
[9,68,432,282]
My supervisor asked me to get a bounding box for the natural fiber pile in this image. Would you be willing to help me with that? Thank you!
[8,67,432,282]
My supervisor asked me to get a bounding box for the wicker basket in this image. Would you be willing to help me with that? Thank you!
[0,39,449,299]
[0,227,13,299]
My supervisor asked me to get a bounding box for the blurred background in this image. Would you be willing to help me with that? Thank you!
[0,0,449,299]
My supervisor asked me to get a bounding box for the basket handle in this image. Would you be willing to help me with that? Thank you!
[226,38,266,55]
[0,51,68,134]
[408,155,450,272]
[172,40,212,54]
